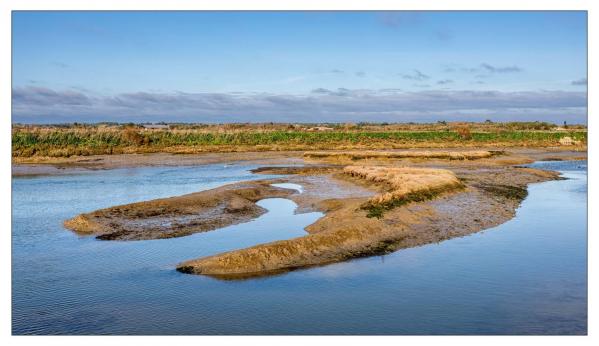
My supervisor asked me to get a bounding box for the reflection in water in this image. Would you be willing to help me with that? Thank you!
[271,183,304,193]
[12,161,586,335]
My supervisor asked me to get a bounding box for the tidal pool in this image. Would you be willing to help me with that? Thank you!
[12,161,587,335]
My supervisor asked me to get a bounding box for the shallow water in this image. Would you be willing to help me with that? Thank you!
[12,161,587,335]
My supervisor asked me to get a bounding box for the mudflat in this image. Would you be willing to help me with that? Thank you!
[63,181,295,240]
[11,146,586,176]
[53,147,581,278]
[177,162,559,278]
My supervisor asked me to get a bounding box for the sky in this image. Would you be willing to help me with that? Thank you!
[12,11,587,124]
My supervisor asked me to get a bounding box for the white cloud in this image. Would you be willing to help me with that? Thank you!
[12,86,587,124]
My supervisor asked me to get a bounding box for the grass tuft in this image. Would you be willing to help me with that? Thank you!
[362,185,464,218]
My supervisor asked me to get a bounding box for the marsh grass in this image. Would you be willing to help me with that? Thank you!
[343,166,464,218]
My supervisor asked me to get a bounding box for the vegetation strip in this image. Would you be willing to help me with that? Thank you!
[13,123,586,158]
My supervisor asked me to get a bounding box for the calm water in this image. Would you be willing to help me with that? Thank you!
[12,161,587,335]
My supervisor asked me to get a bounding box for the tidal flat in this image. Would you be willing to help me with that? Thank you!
[35,149,582,278]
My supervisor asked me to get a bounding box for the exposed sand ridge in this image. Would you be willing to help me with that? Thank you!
[63,180,296,241]
[344,166,463,212]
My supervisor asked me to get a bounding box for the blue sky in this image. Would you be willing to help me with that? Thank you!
[12,11,588,123]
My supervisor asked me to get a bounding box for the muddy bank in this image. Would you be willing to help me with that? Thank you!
[177,165,560,279]
[13,151,305,176]
[250,165,343,175]
[304,150,497,161]
[64,180,297,241]
[13,147,586,177]
[302,149,585,169]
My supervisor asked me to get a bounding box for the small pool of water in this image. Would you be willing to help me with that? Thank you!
[12,160,587,335]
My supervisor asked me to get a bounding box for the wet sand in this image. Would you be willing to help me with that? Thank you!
[12,151,305,177]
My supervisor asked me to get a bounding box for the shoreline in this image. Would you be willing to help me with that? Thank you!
[12,146,587,177]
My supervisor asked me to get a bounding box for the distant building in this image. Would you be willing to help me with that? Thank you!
[559,136,577,146]
[141,124,170,130]
[307,126,334,132]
